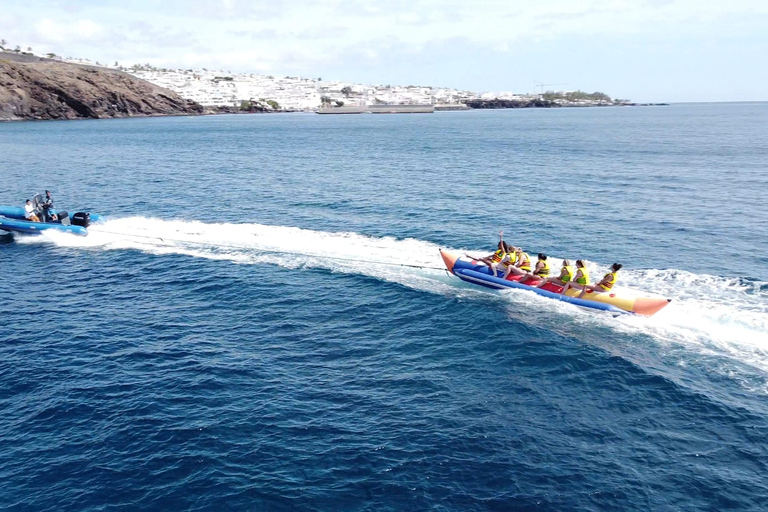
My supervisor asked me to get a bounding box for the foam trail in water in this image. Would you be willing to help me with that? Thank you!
[496,262,768,390]
[30,217,472,297]
[28,217,768,381]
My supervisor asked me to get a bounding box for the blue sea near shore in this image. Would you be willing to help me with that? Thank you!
[1,103,767,511]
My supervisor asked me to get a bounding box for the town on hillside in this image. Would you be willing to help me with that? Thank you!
[0,42,632,111]
[123,66,630,111]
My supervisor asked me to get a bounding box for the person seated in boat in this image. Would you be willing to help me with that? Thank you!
[466,240,508,276]
[519,253,550,284]
[41,190,57,222]
[577,263,622,298]
[534,259,574,289]
[503,247,532,279]
[24,199,41,222]
[559,260,590,295]
[499,244,517,275]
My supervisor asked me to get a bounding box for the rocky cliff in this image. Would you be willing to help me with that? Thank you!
[0,53,203,121]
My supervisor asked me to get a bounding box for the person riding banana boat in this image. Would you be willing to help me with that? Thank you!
[499,245,517,275]
[534,259,574,288]
[469,236,621,298]
[518,253,550,284]
[575,263,622,298]
[559,260,590,294]
[465,240,508,277]
[503,247,532,279]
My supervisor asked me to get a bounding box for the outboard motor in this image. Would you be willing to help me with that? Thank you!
[71,212,91,228]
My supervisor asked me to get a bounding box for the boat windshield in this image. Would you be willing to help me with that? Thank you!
[32,193,45,210]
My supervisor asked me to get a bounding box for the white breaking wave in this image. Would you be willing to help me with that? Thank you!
[24,217,768,382]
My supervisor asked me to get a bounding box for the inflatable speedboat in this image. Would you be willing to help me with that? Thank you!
[0,194,103,236]
[440,250,670,316]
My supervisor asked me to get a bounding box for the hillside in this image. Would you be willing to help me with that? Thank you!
[0,53,203,121]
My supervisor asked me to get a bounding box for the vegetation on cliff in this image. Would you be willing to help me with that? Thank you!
[465,98,558,109]
[542,90,612,102]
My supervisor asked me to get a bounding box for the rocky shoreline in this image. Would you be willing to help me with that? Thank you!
[0,53,204,121]
[465,98,559,109]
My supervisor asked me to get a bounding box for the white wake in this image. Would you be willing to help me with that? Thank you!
[23,217,768,386]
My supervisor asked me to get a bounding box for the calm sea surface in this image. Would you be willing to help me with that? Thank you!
[1,104,767,511]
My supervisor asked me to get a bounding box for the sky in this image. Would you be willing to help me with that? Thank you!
[1,0,767,102]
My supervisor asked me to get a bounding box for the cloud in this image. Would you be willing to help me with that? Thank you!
[3,0,768,100]
[294,26,348,40]
[123,22,199,49]
[35,18,106,44]
[229,28,280,40]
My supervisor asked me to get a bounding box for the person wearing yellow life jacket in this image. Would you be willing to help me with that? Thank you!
[466,240,508,277]
[519,253,550,284]
[503,247,532,279]
[578,263,622,298]
[499,245,516,272]
[559,260,590,295]
[534,259,575,289]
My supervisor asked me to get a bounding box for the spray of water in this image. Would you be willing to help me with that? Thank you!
[23,217,768,385]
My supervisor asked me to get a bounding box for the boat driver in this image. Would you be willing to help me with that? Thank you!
[42,190,57,221]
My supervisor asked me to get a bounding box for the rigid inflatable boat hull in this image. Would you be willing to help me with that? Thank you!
[0,205,103,237]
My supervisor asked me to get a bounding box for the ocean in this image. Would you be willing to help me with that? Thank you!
[1,103,767,511]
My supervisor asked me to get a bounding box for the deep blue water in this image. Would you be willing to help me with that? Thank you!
[2,104,768,511]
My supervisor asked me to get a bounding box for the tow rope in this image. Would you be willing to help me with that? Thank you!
[91,229,447,271]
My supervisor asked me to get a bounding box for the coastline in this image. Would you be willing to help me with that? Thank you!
[1,50,667,123]
[0,102,670,123]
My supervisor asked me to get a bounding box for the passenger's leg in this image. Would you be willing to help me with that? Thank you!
[518,273,534,284]
[578,284,607,299]
[505,266,527,278]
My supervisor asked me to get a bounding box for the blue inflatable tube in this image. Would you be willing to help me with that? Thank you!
[0,216,89,236]
[454,267,628,315]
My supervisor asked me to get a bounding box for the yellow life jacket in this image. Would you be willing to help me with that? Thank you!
[490,249,505,263]
[502,252,516,267]
[517,252,531,272]
[599,271,618,290]
[534,259,550,277]
[561,265,574,282]
[576,267,590,285]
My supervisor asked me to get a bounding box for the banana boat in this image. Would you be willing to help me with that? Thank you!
[440,250,670,316]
